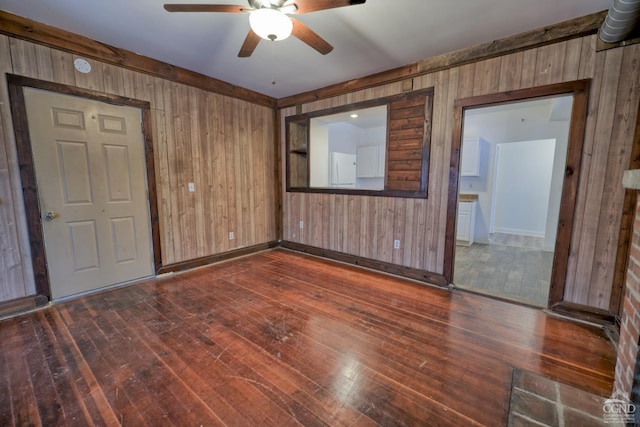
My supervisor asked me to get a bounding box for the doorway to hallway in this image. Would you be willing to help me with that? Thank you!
[453,95,573,307]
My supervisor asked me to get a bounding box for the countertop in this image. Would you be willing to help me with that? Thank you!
[459,193,479,202]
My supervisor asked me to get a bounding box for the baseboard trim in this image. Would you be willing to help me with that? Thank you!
[281,241,448,287]
[550,301,616,325]
[157,241,280,275]
[493,228,545,238]
[0,294,48,319]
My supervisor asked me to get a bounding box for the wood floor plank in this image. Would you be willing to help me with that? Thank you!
[0,249,616,426]
[7,319,47,425]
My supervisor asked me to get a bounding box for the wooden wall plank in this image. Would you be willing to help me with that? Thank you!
[207,93,224,252]
[425,70,450,272]
[519,49,537,89]
[151,108,174,265]
[564,41,606,302]
[402,196,415,267]
[562,38,583,82]
[101,63,125,97]
[472,57,501,97]
[578,35,597,80]
[534,42,567,86]
[201,93,215,255]
[498,52,524,92]
[50,49,76,86]
[9,38,37,78]
[358,197,370,259]
[392,198,406,265]
[0,35,31,301]
[377,197,394,263]
[0,117,26,300]
[588,44,640,308]
[191,88,206,256]
[346,195,360,255]
[571,48,623,306]
[34,44,53,81]
[436,68,461,273]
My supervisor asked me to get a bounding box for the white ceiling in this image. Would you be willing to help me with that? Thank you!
[0,0,612,98]
[464,95,573,145]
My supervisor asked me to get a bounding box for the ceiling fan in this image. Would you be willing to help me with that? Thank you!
[164,0,366,57]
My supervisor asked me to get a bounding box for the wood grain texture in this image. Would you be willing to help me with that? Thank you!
[0,36,30,301]
[282,36,640,313]
[386,89,432,193]
[0,37,277,303]
[0,250,616,425]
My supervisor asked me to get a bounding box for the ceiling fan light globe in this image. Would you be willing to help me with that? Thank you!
[249,8,293,41]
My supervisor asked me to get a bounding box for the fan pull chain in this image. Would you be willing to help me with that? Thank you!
[271,41,277,85]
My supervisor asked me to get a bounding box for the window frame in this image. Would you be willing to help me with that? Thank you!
[285,87,434,199]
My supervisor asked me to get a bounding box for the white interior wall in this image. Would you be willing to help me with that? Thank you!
[310,124,329,187]
[493,139,556,237]
[328,122,359,155]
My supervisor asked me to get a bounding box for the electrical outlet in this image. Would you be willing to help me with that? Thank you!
[299,220,304,229]
[188,182,195,192]
[229,231,234,240]
[393,240,401,249]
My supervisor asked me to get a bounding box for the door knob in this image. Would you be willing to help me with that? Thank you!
[45,211,58,220]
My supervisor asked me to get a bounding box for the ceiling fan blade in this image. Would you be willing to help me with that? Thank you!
[238,28,261,57]
[291,18,333,55]
[163,4,249,13]
[288,0,365,14]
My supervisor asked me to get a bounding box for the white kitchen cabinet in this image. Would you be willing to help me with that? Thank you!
[461,137,481,177]
[357,145,385,178]
[456,201,476,245]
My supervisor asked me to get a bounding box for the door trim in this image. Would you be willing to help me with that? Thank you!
[444,80,590,309]
[7,74,162,300]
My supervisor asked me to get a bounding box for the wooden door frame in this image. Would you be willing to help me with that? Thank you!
[444,80,590,310]
[7,74,162,300]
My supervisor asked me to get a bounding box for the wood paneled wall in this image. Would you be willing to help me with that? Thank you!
[0,35,277,302]
[281,36,640,311]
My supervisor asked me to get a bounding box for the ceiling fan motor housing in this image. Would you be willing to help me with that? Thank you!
[248,0,288,10]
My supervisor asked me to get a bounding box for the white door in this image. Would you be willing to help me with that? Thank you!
[24,88,153,299]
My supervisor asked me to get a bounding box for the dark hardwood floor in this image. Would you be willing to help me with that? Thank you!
[0,249,615,426]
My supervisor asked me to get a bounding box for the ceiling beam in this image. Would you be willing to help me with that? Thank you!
[0,10,277,108]
[277,10,608,108]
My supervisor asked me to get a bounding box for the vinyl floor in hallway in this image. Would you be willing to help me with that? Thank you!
[454,242,553,307]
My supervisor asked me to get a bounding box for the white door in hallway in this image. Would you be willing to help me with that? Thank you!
[24,88,153,299]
